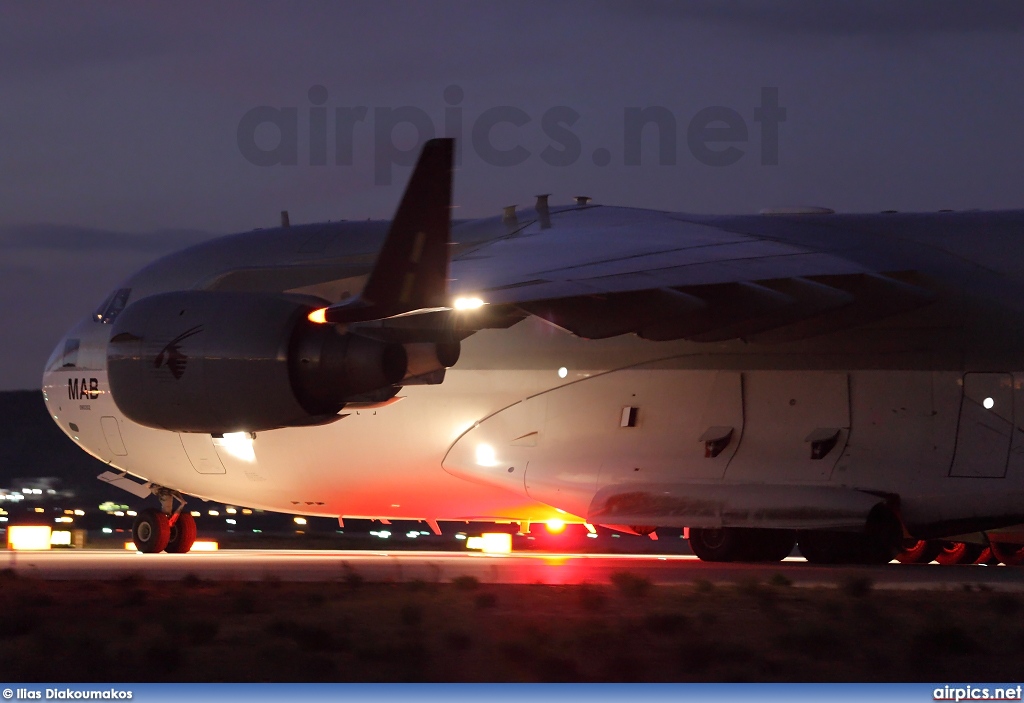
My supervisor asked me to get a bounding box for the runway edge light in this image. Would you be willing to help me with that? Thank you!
[466,533,512,554]
[8,525,52,550]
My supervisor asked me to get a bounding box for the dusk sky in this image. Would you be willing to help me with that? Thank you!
[2,1,1023,389]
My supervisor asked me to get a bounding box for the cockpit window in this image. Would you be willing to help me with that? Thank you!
[61,339,80,368]
[94,288,131,323]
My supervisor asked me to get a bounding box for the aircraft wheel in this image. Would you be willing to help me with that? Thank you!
[132,508,171,553]
[976,547,1000,565]
[896,539,943,564]
[688,527,744,562]
[934,541,984,565]
[165,512,197,554]
[798,531,843,564]
[746,529,797,562]
[989,542,1024,566]
[799,530,897,565]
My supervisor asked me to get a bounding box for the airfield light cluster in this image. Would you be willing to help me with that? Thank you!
[466,533,512,554]
[7,525,52,551]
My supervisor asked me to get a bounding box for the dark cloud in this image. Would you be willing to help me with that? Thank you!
[1,3,1023,389]
[0,224,215,390]
[612,0,1024,36]
[0,6,187,74]
[0,224,214,254]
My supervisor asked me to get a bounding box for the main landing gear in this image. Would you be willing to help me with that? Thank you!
[898,539,1024,566]
[131,486,197,554]
[687,505,905,565]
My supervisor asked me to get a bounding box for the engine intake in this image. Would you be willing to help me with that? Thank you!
[107,291,411,433]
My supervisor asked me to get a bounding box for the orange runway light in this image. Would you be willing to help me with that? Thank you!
[8,525,52,550]
[466,533,512,554]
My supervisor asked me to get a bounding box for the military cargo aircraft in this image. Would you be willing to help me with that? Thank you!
[43,138,1024,565]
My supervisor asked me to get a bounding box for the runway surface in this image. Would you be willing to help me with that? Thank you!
[4,548,1023,589]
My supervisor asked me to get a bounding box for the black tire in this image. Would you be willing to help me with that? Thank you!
[688,527,743,562]
[132,508,170,553]
[166,512,197,554]
[989,542,1024,566]
[688,527,795,562]
[896,539,943,564]
[934,541,984,565]
[745,529,798,562]
[799,530,898,565]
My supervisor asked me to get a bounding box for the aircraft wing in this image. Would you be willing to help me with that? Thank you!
[448,205,1024,342]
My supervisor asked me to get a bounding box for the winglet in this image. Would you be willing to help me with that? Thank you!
[326,138,454,324]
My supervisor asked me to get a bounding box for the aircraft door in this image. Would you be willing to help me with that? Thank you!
[179,433,226,475]
[725,371,850,482]
[100,416,128,456]
[949,372,1013,478]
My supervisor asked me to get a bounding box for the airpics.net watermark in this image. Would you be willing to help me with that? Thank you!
[236,85,786,185]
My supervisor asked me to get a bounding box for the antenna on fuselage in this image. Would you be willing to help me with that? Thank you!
[280,210,290,228]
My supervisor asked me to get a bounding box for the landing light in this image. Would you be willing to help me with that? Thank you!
[984,397,995,409]
[293,516,307,525]
[308,307,329,324]
[545,518,566,534]
[475,443,498,467]
[453,297,485,311]
[214,432,256,462]
[558,367,568,379]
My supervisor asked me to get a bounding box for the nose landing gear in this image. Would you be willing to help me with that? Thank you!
[132,508,170,553]
[130,486,197,554]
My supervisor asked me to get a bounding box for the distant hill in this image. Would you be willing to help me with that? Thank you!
[0,390,118,504]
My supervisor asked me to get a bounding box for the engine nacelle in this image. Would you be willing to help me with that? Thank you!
[107,291,409,433]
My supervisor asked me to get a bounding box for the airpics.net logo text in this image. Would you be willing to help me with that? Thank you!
[236,85,786,185]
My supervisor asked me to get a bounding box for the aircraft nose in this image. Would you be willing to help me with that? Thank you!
[44,335,71,377]
[47,335,78,374]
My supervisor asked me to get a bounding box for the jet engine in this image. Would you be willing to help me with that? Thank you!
[106,291,436,433]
